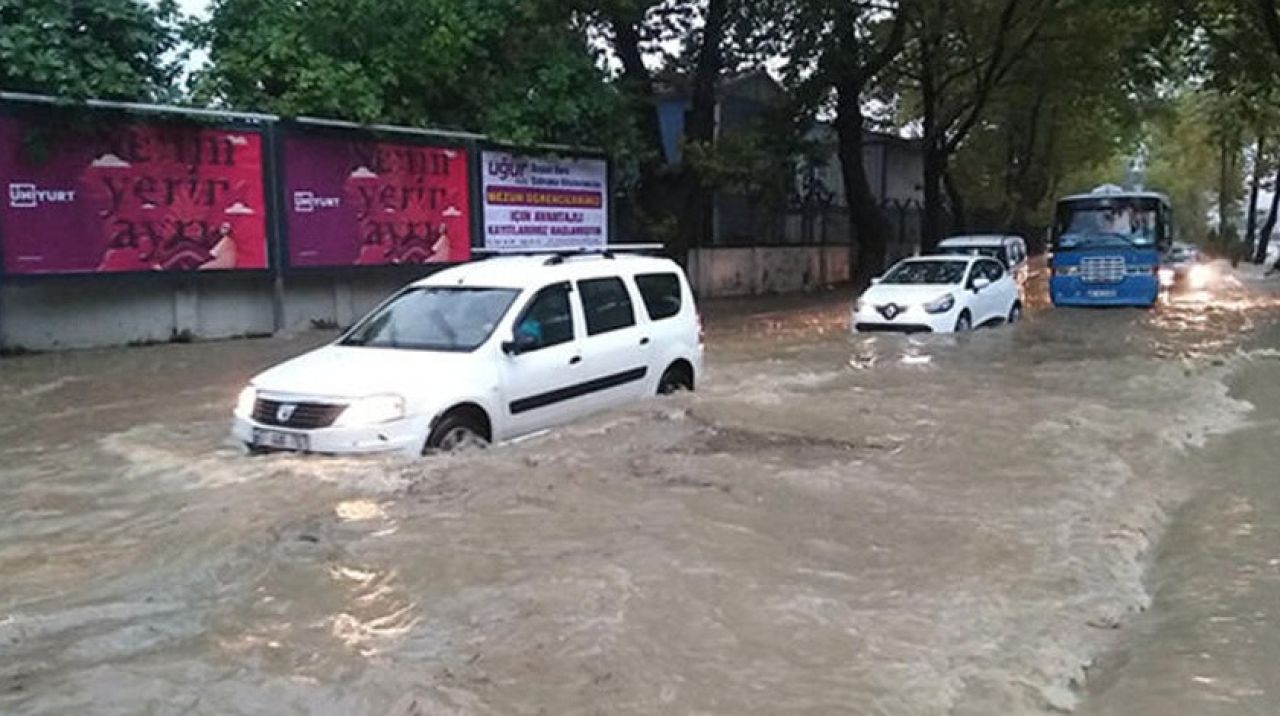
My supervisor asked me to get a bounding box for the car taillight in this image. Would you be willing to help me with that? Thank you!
[696,313,704,344]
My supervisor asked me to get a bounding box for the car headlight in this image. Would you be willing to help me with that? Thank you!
[235,386,257,419]
[923,293,955,314]
[334,394,406,427]
[1158,267,1176,287]
[1054,265,1080,277]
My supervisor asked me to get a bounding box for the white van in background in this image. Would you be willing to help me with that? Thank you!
[935,234,1029,286]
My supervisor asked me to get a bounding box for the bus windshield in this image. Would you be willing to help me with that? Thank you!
[1054,197,1161,251]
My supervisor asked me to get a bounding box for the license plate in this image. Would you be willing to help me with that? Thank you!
[252,428,310,451]
[1087,289,1117,298]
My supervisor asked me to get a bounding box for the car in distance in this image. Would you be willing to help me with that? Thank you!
[934,234,1030,286]
[232,251,703,455]
[852,255,1022,334]
[1159,242,1209,289]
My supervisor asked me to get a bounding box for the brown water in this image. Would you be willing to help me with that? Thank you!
[1,266,1278,715]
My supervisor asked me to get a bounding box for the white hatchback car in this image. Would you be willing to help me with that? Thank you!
[852,255,1022,334]
[232,252,703,455]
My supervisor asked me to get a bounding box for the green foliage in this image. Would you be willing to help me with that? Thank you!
[0,0,182,100]
[191,0,629,147]
[946,0,1171,231]
[1144,94,1224,246]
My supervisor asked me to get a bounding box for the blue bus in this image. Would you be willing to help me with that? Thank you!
[1048,186,1173,307]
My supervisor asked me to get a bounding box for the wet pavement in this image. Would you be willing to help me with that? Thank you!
[2,264,1279,715]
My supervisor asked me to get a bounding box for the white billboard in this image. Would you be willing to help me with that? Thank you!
[481,151,608,250]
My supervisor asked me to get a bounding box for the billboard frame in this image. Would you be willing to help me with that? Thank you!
[274,118,481,274]
[0,97,277,281]
[476,140,614,254]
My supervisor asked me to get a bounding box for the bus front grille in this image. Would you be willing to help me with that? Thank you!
[1080,256,1126,283]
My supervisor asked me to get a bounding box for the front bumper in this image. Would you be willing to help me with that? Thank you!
[851,305,957,334]
[231,415,430,456]
[1050,277,1157,306]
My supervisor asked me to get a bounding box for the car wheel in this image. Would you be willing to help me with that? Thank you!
[1007,302,1022,324]
[657,363,694,395]
[425,413,489,454]
[954,311,972,332]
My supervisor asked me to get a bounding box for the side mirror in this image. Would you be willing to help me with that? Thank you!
[972,277,991,292]
[871,277,883,285]
[502,331,538,355]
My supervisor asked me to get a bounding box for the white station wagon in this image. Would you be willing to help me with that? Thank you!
[232,251,703,455]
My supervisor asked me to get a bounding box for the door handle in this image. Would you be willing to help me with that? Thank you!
[569,355,582,365]
[639,337,650,346]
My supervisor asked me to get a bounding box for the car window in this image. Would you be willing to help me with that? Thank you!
[578,277,636,335]
[982,260,1005,281]
[341,286,519,352]
[513,282,575,351]
[634,273,683,321]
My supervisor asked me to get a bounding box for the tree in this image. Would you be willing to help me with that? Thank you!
[1144,94,1224,247]
[192,0,626,146]
[890,0,1061,249]
[946,0,1173,243]
[0,0,182,100]
[782,0,908,286]
[591,0,776,261]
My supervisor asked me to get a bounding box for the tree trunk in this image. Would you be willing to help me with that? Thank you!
[943,166,965,234]
[1244,136,1265,264]
[836,89,894,289]
[1218,137,1236,253]
[922,142,946,252]
[919,54,945,252]
[670,0,728,267]
[609,14,669,239]
[1257,165,1280,263]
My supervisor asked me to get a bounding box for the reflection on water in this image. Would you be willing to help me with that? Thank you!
[0,265,1278,714]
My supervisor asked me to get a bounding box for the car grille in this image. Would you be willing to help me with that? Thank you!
[252,398,346,429]
[1080,256,1125,283]
[855,323,933,334]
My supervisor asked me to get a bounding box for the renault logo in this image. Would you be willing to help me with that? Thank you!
[276,403,297,423]
[876,303,901,320]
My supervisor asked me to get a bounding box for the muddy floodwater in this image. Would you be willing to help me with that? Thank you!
[3,266,1280,715]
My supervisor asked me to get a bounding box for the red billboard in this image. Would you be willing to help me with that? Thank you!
[0,116,268,274]
[282,134,471,267]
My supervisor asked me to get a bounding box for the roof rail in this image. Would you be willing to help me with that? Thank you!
[472,244,666,265]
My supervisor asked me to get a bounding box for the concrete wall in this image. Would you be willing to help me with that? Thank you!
[687,245,850,298]
[0,251,850,350]
[0,266,436,351]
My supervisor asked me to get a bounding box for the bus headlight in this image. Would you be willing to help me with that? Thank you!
[335,394,406,427]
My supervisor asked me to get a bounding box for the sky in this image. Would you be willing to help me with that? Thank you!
[175,0,210,19]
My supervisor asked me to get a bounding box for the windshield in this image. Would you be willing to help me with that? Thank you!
[881,260,968,285]
[340,286,520,351]
[1054,197,1161,251]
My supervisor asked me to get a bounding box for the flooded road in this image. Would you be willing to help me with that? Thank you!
[2,266,1279,715]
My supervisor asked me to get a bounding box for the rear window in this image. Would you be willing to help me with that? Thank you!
[634,273,683,320]
[578,277,636,335]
